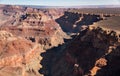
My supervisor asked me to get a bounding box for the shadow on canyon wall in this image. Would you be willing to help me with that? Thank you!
[38,28,120,76]
[38,38,71,76]
[96,46,120,76]
[55,11,102,33]
[38,29,98,76]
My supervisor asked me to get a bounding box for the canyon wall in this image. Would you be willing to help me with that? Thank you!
[0,5,69,76]
[0,5,120,76]
[56,11,105,33]
[47,26,120,76]
[0,5,70,49]
[0,31,45,76]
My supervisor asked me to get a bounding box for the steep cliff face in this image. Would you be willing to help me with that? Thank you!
[0,5,70,49]
[56,11,104,33]
[0,31,45,76]
[47,26,120,76]
[0,6,70,76]
[0,24,69,49]
[0,5,65,27]
[0,5,120,76]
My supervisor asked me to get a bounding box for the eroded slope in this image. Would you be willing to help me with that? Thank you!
[41,26,120,76]
[0,31,44,76]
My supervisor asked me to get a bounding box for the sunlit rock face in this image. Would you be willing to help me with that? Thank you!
[0,5,70,49]
[0,4,120,76]
[0,5,65,27]
[0,30,45,76]
[0,5,70,76]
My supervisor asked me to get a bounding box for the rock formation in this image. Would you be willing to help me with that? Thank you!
[56,11,104,33]
[0,31,44,76]
[0,4,120,76]
[47,26,120,76]
[0,5,70,49]
[0,5,70,76]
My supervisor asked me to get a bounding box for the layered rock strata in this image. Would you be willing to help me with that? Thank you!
[48,26,120,76]
[0,31,44,76]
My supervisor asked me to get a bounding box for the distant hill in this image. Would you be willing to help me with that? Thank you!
[19,5,120,8]
[0,4,120,8]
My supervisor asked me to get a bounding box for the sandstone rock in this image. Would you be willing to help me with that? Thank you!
[0,30,44,76]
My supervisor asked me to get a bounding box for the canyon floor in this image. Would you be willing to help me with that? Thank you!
[0,4,120,76]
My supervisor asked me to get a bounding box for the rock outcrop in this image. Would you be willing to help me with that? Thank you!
[0,31,45,76]
[46,26,120,76]
[0,4,120,76]
[0,5,70,49]
[56,11,104,33]
[0,5,70,76]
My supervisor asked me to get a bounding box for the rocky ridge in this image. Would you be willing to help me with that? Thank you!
[0,5,70,76]
[0,5,70,49]
[0,31,45,76]
[0,4,120,76]
[48,25,120,76]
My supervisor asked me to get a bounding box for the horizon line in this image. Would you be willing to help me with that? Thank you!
[0,3,120,7]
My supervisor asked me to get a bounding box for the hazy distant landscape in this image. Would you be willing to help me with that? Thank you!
[20,5,120,8]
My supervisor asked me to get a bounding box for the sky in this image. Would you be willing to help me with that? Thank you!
[0,0,120,6]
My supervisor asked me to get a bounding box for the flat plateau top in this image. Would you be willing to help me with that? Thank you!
[93,16,120,32]
[69,8,120,15]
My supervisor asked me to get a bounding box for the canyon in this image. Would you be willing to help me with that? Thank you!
[0,4,120,76]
